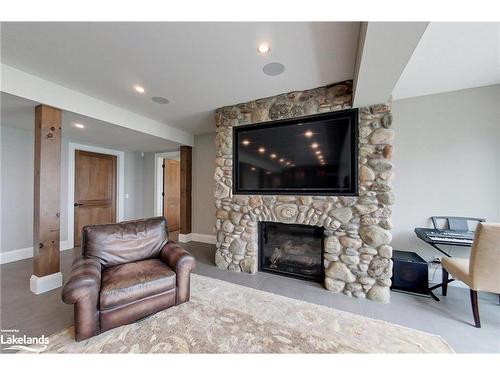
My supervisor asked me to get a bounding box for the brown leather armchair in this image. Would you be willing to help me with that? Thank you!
[62,217,195,341]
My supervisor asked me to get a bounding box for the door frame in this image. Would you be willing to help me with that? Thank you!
[154,151,180,216]
[67,142,125,247]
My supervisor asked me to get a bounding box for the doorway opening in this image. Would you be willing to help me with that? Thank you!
[154,147,192,242]
[163,158,180,233]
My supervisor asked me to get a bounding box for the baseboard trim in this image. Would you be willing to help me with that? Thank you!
[191,233,217,244]
[178,233,192,243]
[177,233,216,245]
[30,272,63,294]
[0,241,73,265]
[0,247,34,265]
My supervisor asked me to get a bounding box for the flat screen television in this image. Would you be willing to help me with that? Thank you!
[233,108,358,195]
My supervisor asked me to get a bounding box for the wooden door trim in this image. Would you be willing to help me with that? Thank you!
[67,142,125,248]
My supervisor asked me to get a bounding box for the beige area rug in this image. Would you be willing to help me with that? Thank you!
[40,274,452,353]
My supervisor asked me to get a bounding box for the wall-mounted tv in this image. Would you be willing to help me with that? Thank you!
[233,108,358,196]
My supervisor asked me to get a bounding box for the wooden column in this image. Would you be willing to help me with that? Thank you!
[31,104,62,294]
[179,146,192,235]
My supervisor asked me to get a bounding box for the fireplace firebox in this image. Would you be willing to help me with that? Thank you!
[258,222,324,282]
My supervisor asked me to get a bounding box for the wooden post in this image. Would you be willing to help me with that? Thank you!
[180,146,192,235]
[31,104,63,294]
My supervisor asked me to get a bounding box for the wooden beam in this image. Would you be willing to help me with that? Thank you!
[179,146,192,234]
[33,104,62,277]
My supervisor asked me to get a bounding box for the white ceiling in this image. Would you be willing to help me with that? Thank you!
[1,92,180,152]
[0,22,360,134]
[393,22,500,99]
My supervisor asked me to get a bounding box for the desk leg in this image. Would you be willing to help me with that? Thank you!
[428,290,440,301]
[429,277,455,302]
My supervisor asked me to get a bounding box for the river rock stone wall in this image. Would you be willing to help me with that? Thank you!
[214,80,394,302]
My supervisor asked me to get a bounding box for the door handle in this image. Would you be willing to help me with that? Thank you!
[74,203,84,207]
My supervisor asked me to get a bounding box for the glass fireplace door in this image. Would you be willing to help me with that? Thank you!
[259,222,324,282]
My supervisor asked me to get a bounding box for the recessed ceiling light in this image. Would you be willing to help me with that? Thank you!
[242,139,250,146]
[279,158,285,163]
[251,167,256,171]
[266,171,271,175]
[263,62,285,76]
[152,96,169,104]
[134,85,145,93]
[270,153,277,159]
[74,123,85,129]
[311,143,319,149]
[286,161,291,166]
[315,150,321,155]
[258,147,266,154]
[257,42,271,54]
[305,130,313,138]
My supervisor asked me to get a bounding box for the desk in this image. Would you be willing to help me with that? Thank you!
[414,227,474,257]
[414,217,484,301]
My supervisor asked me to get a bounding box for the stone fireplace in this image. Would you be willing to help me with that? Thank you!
[259,222,324,282]
[214,80,394,302]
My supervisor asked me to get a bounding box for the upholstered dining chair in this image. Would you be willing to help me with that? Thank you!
[441,222,500,328]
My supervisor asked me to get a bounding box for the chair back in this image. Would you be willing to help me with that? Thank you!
[469,222,500,293]
[82,216,169,268]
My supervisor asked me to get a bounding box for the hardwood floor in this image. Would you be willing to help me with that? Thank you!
[1,247,79,342]
[1,240,499,353]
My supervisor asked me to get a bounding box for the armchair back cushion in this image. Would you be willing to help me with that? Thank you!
[469,222,500,293]
[82,216,168,268]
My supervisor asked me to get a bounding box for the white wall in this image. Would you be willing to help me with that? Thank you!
[392,84,500,262]
[0,126,35,251]
[124,151,145,220]
[0,125,153,254]
[142,152,156,218]
[192,132,216,235]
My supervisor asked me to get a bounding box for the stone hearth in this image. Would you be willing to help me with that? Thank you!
[213,80,394,302]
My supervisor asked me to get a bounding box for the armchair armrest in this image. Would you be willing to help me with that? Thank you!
[160,241,196,305]
[62,257,102,341]
[160,241,196,273]
[62,257,102,304]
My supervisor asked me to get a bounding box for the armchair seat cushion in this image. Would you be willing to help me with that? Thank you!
[441,257,471,287]
[100,258,176,310]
